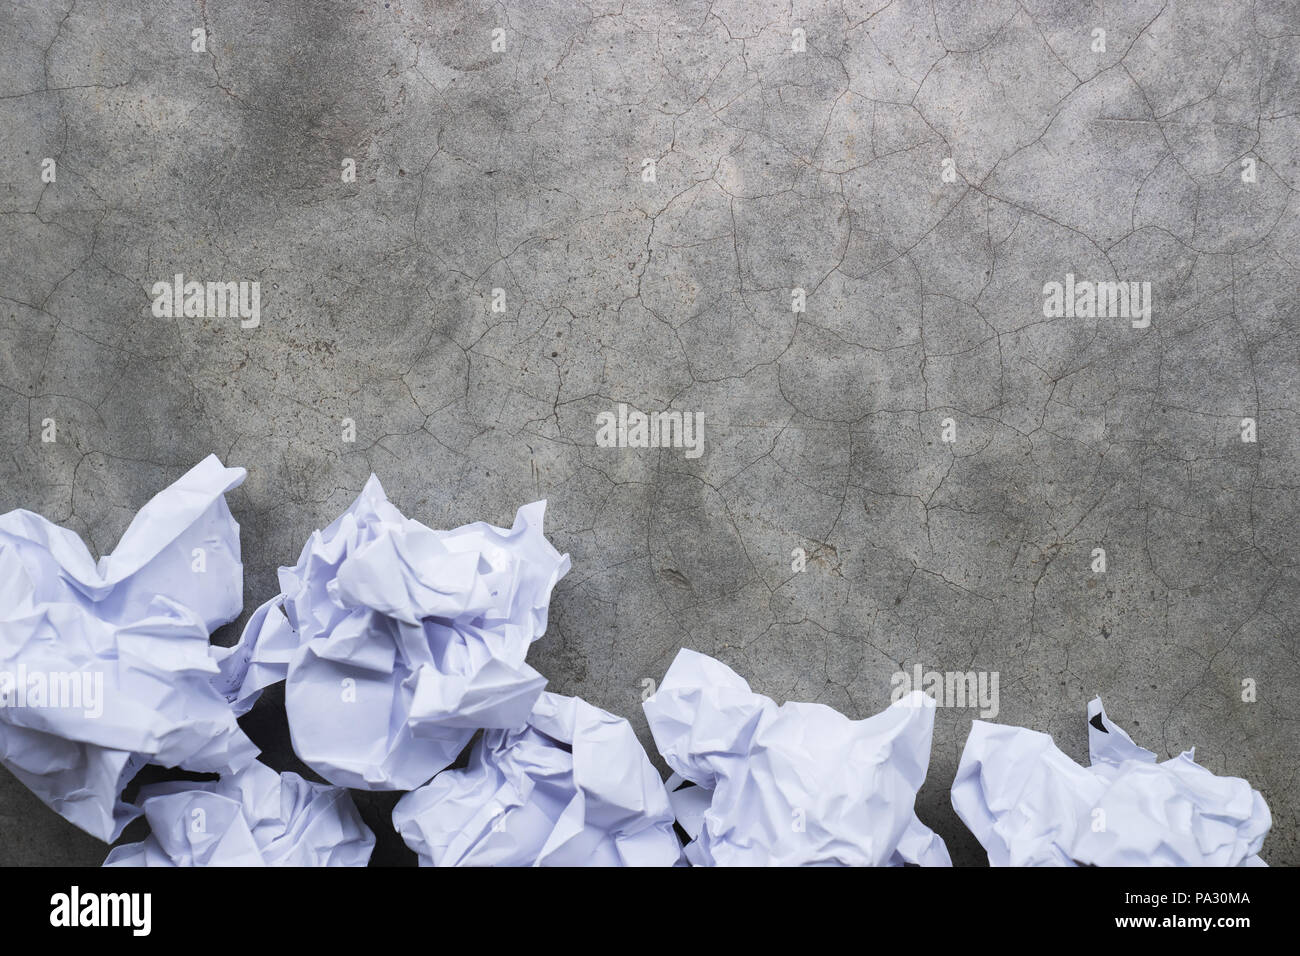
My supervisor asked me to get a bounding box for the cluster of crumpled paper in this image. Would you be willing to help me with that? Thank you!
[219,473,690,866]
[952,698,1271,866]
[0,456,1273,866]
[0,455,639,867]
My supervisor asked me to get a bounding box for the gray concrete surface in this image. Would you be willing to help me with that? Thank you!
[1,0,1297,866]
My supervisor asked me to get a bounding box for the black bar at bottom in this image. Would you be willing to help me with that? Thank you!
[4,865,1276,941]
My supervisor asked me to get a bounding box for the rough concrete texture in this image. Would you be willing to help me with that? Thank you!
[1,0,1298,867]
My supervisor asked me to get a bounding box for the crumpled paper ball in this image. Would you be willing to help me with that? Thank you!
[643,648,950,866]
[104,761,374,866]
[226,475,570,790]
[951,697,1270,866]
[393,691,683,866]
[0,455,258,841]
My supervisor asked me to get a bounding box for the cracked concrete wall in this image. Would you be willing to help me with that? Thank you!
[1,0,1297,866]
